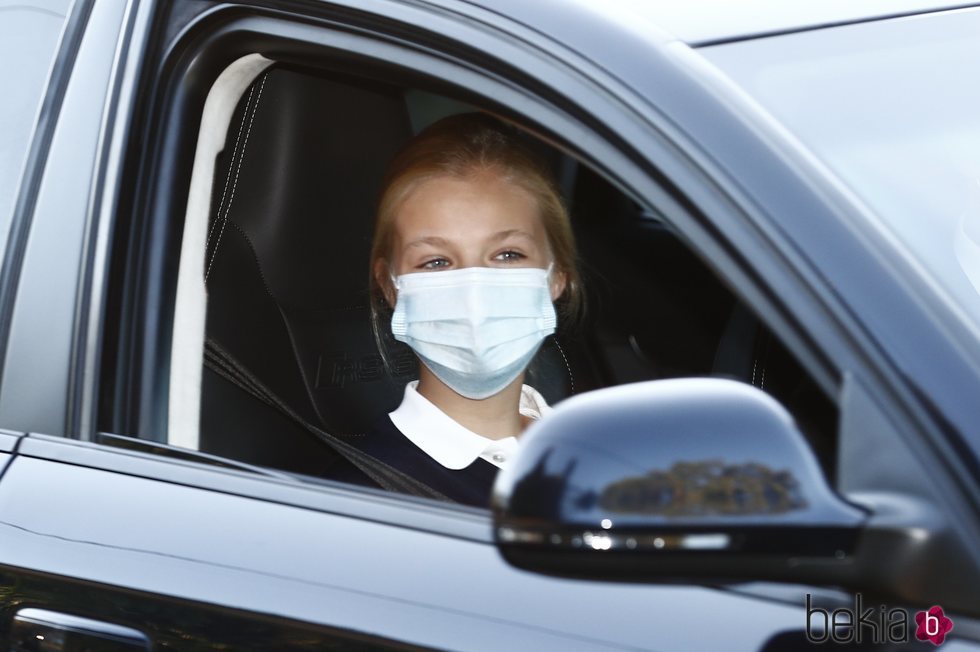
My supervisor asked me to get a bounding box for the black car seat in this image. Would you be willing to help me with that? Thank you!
[200,66,595,482]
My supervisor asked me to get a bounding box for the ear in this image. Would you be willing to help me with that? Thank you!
[374,258,396,307]
[550,267,568,302]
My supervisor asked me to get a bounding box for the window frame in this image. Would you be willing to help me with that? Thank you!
[101,3,843,443]
[89,0,916,527]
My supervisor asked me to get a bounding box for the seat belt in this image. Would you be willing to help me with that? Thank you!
[203,337,450,502]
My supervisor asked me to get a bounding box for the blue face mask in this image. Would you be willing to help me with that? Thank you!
[390,265,557,399]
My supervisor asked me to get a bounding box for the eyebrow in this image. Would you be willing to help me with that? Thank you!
[404,230,535,250]
[490,229,536,243]
[404,236,451,250]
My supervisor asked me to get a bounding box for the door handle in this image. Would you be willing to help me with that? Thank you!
[10,608,149,651]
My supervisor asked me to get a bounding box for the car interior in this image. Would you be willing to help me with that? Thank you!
[102,59,839,501]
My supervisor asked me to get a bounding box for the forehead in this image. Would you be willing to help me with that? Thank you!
[393,173,546,242]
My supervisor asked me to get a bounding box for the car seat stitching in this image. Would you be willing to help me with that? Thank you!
[205,72,268,283]
[751,358,758,386]
[554,337,575,394]
[205,82,256,258]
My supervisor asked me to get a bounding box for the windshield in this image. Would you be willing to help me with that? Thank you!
[703,7,980,336]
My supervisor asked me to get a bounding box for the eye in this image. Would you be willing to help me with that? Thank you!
[420,257,451,270]
[493,250,526,263]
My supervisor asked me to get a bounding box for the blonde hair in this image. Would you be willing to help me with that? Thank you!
[369,112,582,353]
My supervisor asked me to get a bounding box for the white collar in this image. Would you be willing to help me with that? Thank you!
[388,380,552,470]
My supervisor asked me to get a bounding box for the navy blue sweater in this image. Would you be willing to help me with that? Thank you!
[347,415,499,508]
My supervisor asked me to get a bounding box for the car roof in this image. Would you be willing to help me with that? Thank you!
[585,0,980,44]
[455,0,980,46]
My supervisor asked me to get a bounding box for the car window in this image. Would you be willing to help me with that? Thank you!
[158,63,837,500]
[0,0,71,254]
[702,8,980,338]
[96,17,838,511]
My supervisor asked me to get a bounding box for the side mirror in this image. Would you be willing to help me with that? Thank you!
[492,378,869,584]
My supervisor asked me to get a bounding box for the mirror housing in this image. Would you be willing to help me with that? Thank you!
[492,378,869,583]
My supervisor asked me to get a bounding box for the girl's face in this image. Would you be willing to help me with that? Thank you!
[379,171,566,301]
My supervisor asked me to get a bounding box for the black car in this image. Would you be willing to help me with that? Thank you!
[1,0,979,649]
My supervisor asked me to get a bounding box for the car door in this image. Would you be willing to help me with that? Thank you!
[3,433,653,649]
[0,1,818,649]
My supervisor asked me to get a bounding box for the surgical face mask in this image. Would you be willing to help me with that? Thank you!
[390,264,557,399]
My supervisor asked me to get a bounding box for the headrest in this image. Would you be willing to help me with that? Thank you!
[218,67,412,309]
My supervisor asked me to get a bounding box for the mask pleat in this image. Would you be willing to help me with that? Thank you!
[389,266,557,398]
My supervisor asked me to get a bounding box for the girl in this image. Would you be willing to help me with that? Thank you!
[354,112,582,507]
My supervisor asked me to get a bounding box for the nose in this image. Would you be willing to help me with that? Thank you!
[456,250,487,270]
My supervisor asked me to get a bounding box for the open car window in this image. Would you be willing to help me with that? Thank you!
[97,11,839,510]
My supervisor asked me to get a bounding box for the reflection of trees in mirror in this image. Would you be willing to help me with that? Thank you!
[599,460,806,516]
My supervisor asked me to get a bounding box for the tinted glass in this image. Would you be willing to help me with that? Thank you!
[704,8,980,338]
[0,0,71,257]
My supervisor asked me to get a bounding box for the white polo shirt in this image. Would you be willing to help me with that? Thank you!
[388,380,552,470]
